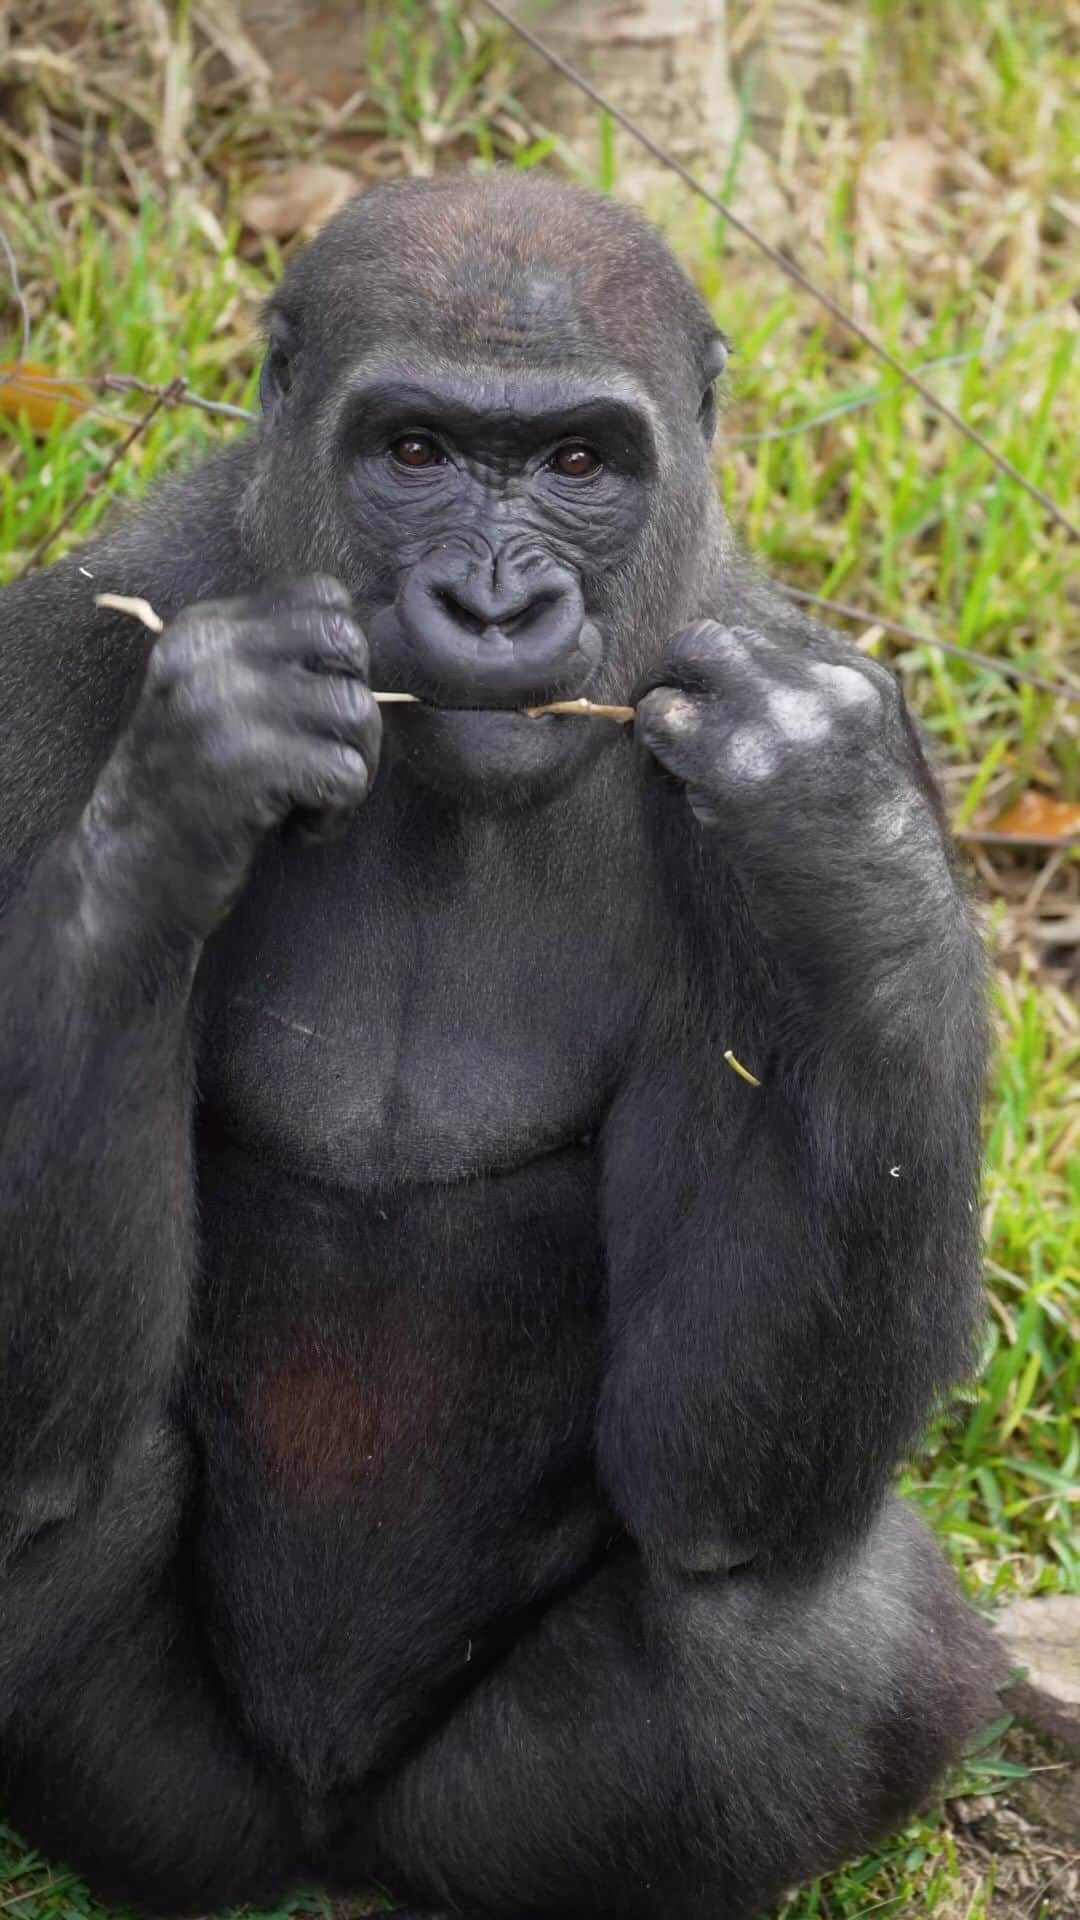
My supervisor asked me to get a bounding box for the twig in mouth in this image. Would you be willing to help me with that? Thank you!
[524,697,636,722]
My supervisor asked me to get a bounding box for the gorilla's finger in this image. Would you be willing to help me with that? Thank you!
[287,674,383,761]
[243,574,354,619]
[237,606,372,679]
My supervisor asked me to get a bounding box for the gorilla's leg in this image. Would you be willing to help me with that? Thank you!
[1,1575,302,1915]
[364,1499,1001,1920]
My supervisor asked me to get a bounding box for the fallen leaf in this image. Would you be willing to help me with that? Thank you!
[239,164,358,238]
[0,361,91,433]
[990,790,1080,839]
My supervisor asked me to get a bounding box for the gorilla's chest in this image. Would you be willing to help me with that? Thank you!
[195,809,641,1191]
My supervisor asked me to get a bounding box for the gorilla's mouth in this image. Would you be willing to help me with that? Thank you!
[384,688,620,799]
[367,601,606,717]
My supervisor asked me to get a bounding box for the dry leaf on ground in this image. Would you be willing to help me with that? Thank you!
[239,163,359,238]
[990,791,1080,840]
[0,362,92,432]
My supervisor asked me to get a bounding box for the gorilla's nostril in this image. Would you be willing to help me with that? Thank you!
[435,588,486,637]
[435,583,560,640]
[502,591,559,636]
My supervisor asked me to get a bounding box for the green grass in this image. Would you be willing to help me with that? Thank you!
[1,0,1077,1915]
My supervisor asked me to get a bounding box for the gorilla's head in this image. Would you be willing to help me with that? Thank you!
[242,174,730,802]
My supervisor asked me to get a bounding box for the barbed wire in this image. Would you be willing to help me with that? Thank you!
[779,590,1076,701]
[98,372,254,423]
[722,294,1079,449]
[478,0,1080,544]
[14,378,187,580]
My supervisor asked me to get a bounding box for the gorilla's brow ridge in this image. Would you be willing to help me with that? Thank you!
[328,352,663,446]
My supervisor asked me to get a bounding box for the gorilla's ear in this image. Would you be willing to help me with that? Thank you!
[259,309,300,423]
[698,332,730,443]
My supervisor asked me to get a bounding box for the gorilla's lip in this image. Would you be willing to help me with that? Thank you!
[377,671,606,717]
[389,696,583,717]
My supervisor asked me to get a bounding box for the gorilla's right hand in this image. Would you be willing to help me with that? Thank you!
[81,575,381,943]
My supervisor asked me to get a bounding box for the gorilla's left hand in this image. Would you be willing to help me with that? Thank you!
[600,616,979,1573]
[635,617,929,859]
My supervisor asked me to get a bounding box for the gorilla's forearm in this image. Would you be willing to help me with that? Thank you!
[0,822,197,1507]
[598,817,987,1574]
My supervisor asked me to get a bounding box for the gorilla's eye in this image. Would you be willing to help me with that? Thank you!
[390,434,443,469]
[550,443,602,480]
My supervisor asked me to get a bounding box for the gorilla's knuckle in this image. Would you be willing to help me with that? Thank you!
[324,742,372,795]
[302,573,353,610]
[325,679,380,749]
[316,611,369,672]
[809,657,890,720]
[764,683,834,746]
[720,724,782,785]
[680,620,768,660]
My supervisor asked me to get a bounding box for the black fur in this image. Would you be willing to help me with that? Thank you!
[0,175,1002,1917]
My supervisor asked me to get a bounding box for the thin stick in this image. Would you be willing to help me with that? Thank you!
[478,0,1079,542]
[524,698,635,722]
[94,592,164,632]
[724,1049,762,1087]
[99,372,256,424]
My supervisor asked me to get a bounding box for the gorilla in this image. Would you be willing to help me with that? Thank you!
[0,175,1001,1919]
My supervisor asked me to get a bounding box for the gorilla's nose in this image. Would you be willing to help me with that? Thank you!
[436,569,549,636]
[396,549,594,704]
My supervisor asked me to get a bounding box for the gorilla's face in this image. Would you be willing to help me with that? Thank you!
[341,354,655,797]
[246,177,728,805]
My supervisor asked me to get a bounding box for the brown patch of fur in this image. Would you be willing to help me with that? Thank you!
[250,1362,393,1492]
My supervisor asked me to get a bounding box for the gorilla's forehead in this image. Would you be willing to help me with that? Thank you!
[441,262,579,346]
[286,179,717,406]
[327,254,654,376]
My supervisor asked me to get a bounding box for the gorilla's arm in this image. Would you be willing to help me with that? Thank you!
[0,455,252,1518]
[597,616,987,1573]
[0,453,379,1533]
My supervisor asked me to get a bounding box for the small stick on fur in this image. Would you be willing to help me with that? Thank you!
[724,1049,762,1088]
[95,593,165,634]
[95,596,637,720]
